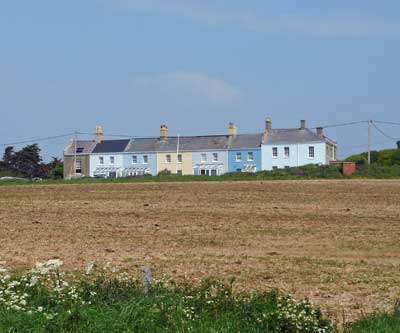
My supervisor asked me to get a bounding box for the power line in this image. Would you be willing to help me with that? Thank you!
[0,133,75,147]
[373,120,400,126]
[311,120,368,129]
[372,122,400,141]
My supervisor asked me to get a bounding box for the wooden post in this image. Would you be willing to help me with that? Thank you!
[140,266,153,294]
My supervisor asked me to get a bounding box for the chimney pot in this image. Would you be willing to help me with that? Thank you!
[228,122,237,136]
[300,120,306,130]
[316,127,324,137]
[95,125,103,143]
[160,124,169,137]
[265,116,272,132]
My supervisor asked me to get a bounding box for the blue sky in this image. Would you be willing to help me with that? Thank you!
[1,0,400,160]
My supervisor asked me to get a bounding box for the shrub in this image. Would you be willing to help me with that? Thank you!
[0,261,335,332]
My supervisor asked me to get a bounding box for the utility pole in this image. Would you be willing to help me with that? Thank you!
[74,131,77,177]
[176,133,180,174]
[368,120,372,165]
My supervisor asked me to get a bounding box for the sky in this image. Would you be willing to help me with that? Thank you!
[1,0,400,160]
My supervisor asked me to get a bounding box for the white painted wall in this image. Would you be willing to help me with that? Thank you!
[261,142,326,170]
[89,153,125,177]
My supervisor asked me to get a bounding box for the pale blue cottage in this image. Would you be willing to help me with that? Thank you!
[228,134,263,173]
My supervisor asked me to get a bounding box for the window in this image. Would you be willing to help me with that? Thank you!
[284,147,290,158]
[211,170,217,176]
[247,152,254,161]
[75,160,82,174]
[76,147,84,153]
[200,169,206,175]
[309,146,315,158]
[109,156,115,164]
[272,147,278,158]
[201,153,207,162]
[132,155,137,164]
[177,170,182,175]
[236,152,242,162]
[212,153,218,162]
[177,154,182,163]
[99,156,104,165]
[143,155,148,164]
[165,154,171,163]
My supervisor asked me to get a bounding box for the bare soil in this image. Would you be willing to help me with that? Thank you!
[1,180,399,323]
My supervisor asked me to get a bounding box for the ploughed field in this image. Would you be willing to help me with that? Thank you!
[1,180,400,322]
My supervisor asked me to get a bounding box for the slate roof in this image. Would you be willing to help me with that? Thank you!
[92,139,130,153]
[124,138,157,152]
[228,134,263,149]
[125,135,232,152]
[262,129,336,145]
[64,140,96,155]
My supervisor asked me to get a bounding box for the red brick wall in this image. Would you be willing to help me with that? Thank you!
[342,162,356,175]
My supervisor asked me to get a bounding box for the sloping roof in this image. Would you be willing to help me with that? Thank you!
[64,140,96,155]
[174,135,230,151]
[125,138,157,152]
[262,129,335,145]
[92,139,130,153]
[228,134,263,149]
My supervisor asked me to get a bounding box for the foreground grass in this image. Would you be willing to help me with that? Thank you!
[345,313,400,333]
[0,261,334,333]
[1,260,399,332]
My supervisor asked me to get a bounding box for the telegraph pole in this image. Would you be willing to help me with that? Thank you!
[74,131,77,177]
[368,120,372,165]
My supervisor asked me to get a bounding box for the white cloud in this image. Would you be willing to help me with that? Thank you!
[132,72,243,105]
[106,0,400,37]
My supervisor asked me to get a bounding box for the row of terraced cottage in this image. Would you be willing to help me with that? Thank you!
[63,118,338,179]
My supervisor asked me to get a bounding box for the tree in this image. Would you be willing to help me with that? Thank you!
[13,144,43,179]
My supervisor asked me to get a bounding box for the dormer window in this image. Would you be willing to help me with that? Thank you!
[76,147,84,153]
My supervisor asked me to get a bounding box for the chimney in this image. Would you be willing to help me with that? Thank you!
[300,120,306,130]
[265,116,272,132]
[316,127,324,138]
[228,122,237,136]
[160,124,169,137]
[95,125,103,143]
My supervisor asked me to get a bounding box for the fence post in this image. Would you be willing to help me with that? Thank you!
[140,266,153,294]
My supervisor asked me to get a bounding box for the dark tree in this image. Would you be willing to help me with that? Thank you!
[397,141,400,149]
[13,144,43,179]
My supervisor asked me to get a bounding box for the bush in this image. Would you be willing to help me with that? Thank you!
[0,261,335,332]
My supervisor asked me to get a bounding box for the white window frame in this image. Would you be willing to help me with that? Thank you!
[143,155,148,164]
[308,146,315,159]
[165,154,171,163]
[212,153,218,162]
[109,156,115,165]
[75,160,82,174]
[236,152,242,162]
[177,154,183,163]
[247,152,254,161]
[99,156,104,165]
[132,155,137,164]
[272,147,278,158]
[284,147,290,158]
[201,153,207,162]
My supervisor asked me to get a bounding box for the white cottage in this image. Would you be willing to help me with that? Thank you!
[261,118,337,171]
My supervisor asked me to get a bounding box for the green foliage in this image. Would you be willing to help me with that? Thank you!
[345,309,400,333]
[346,148,400,167]
[0,263,334,333]
[157,169,172,176]
[0,146,64,180]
